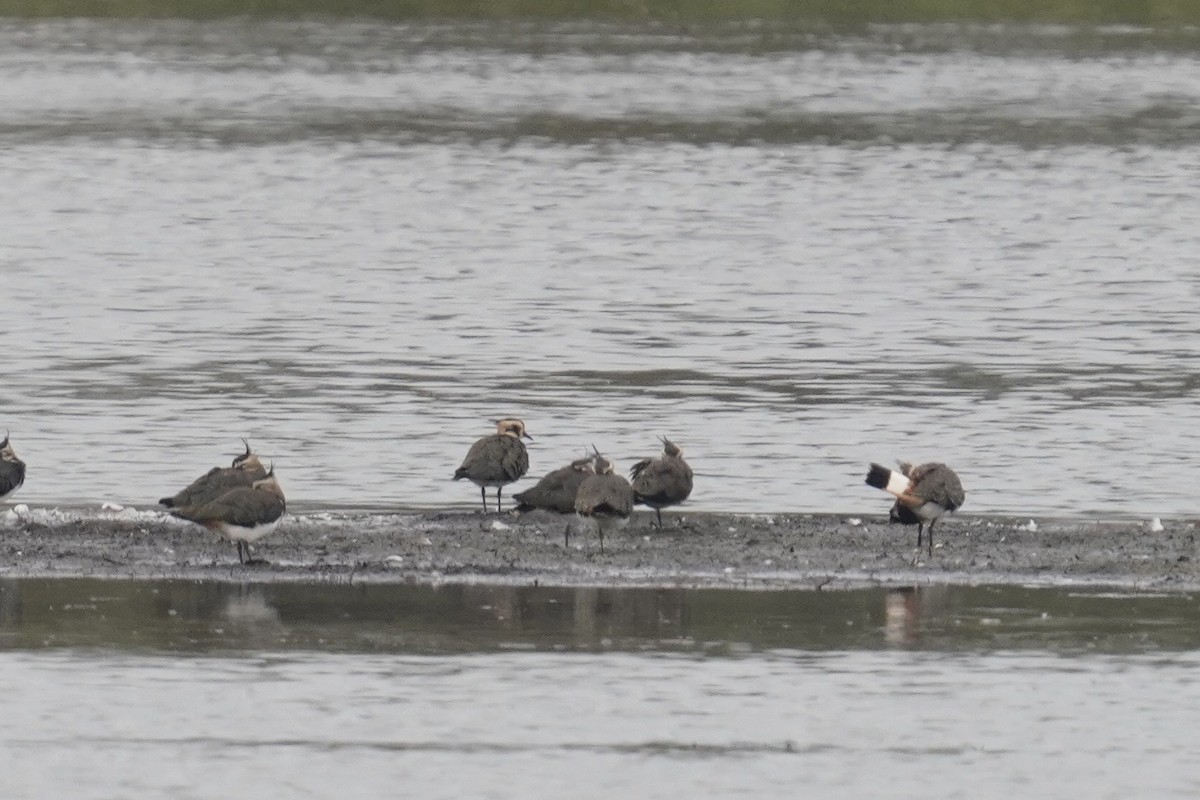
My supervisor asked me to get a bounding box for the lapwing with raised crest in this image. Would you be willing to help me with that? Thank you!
[573,448,634,552]
[630,436,694,528]
[0,432,26,505]
[454,418,532,513]
[159,439,267,508]
[169,462,286,565]
[865,461,965,556]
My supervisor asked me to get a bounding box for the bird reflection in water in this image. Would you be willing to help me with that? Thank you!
[222,590,282,629]
[884,587,920,645]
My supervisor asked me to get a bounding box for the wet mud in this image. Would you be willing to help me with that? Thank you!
[2,508,1198,591]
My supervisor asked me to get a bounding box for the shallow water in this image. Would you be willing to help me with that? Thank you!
[2,579,1200,798]
[2,18,1200,519]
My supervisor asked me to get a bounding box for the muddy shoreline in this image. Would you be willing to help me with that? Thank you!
[2,507,1198,591]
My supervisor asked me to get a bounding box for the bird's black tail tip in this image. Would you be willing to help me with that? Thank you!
[865,462,891,490]
[158,497,174,507]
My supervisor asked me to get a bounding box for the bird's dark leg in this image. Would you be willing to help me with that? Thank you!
[916,524,924,551]
[236,541,246,564]
[927,520,936,557]
[563,520,571,549]
[479,486,487,514]
[496,487,503,514]
[598,521,605,554]
[655,508,663,529]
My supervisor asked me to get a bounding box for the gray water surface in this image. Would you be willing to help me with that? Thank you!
[2,19,1199,518]
[2,579,1199,798]
[3,18,1198,799]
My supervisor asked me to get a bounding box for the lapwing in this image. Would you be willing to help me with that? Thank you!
[514,454,595,546]
[630,436,694,528]
[170,462,286,565]
[865,461,965,556]
[513,455,595,514]
[454,418,532,513]
[159,439,267,508]
[0,432,26,504]
[573,449,634,552]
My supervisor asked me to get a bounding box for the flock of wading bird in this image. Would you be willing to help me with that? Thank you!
[0,420,966,565]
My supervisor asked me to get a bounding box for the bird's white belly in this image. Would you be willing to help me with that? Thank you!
[913,502,946,522]
[219,517,282,543]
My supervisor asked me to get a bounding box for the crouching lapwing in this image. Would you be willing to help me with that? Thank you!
[170,463,286,565]
[573,449,633,552]
[513,455,595,515]
[159,439,267,508]
[865,461,965,556]
[630,436,693,528]
[454,418,532,514]
[0,432,26,504]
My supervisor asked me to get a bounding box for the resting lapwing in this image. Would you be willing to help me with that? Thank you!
[159,439,267,508]
[865,461,965,556]
[454,418,532,513]
[630,436,694,528]
[513,455,595,515]
[0,432,26,504]
[170,462,286,565]
[573,449,634,552]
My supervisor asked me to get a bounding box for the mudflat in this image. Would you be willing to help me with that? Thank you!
[1,508,1196,591]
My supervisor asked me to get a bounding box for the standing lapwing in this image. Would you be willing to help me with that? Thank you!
[159,439,268,508]
[573,449,634,552]
[0,432,26,504]
[454,418,532,514]
[865,461,965,556]
[630,436,694,528]
[169,463,286,565]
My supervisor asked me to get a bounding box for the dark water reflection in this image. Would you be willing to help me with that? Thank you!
[6,578,1200,798]
[2,578,1197,654]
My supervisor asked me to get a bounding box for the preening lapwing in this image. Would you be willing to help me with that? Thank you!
[454,418,532,513]
[159,439,267,508]
[573,449,634,552]
[629,436,693,528]
[170,462,286,565]
[865,461,965,556]
[0,432,26,504]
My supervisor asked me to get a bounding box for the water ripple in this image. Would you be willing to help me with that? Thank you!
[1,20,1198,516]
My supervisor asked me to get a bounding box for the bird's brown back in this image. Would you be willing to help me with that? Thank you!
[576,472,634,518]
[171,477,285,528]
[514,459,593,513]
[160,461,268,508]
[456,434,530,484]
[0,455,24,498]
[630,453,693,508]
[907,463,965,510]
